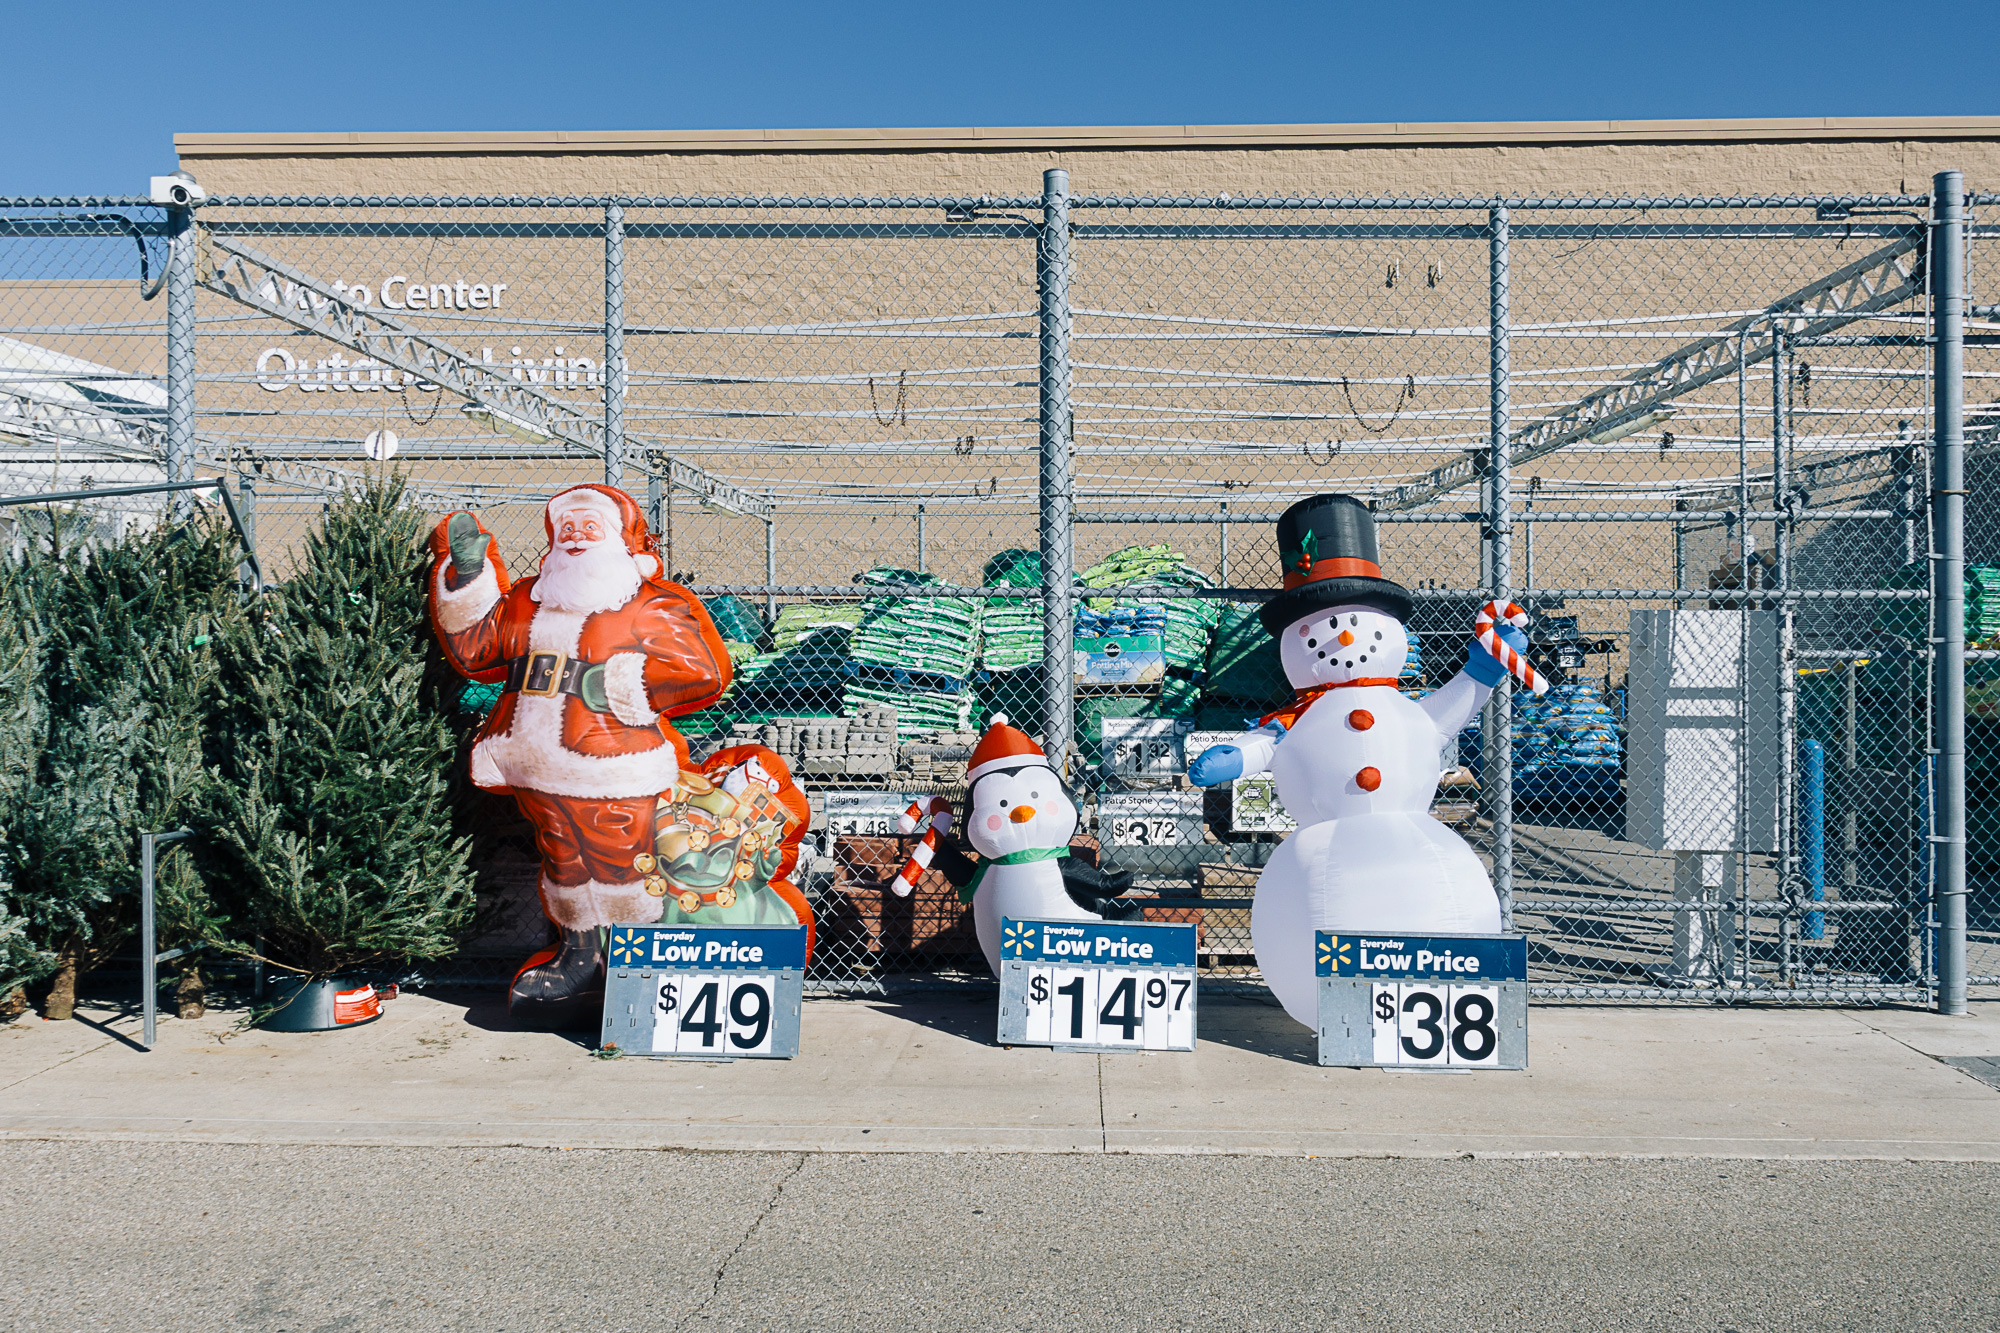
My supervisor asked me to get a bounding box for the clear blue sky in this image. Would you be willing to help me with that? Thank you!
[6,0,1996,197]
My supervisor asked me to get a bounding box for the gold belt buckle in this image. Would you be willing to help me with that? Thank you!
[520,651,566,697]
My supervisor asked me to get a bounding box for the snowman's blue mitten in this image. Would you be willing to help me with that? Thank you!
[1188,745,1244,787]
[1464,622,1530,687]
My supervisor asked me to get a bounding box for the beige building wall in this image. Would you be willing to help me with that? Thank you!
[174,118,2000,200]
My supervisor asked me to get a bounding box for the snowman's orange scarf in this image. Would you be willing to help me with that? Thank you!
[1259,678,1400,731]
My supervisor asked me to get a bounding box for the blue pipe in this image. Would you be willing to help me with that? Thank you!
[1802,739,1826,940]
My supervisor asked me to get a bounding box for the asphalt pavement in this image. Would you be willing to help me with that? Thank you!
[3,1141,1995,1332]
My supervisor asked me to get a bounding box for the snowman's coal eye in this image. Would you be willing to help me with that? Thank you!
[1030,791,1039,799]
[1350,615,1358,626]
[998,800,1008,807]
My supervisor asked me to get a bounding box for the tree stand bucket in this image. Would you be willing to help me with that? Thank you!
[261,978,382,1032]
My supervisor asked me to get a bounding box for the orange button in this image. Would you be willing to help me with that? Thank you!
[1355,766,1382,792]
[1348,709,1375,731]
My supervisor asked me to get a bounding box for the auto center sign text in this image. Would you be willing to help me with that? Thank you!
[251,273,605,393]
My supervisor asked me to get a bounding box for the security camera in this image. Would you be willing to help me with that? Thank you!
[148,172,208,208]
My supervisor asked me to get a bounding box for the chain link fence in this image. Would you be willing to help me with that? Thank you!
[3,177,1993,1006]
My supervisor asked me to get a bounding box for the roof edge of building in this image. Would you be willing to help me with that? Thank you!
[173,117,2000,158]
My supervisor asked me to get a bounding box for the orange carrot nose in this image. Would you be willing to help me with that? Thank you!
[1337,630,1355,646]
[1008,805,1037,824]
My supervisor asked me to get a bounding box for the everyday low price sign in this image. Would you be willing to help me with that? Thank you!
[996,918,1198,1053]
[1316,932,1528,1070]
[600,924,807,1060]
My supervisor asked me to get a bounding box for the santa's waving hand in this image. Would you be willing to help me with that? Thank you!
[427,484,732,1030]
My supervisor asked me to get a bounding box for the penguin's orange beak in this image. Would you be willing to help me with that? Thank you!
[1008,805,1036,824]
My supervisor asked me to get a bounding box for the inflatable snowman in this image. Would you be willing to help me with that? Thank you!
[919,715,1140,975]
[1188,493,1530,1028]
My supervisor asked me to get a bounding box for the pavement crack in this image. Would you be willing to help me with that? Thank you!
[677,1151,806,1329]
[1097,1052,1107,1152]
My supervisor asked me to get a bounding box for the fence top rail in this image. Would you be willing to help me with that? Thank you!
[0,196,158,209]
[5,191,1927,213]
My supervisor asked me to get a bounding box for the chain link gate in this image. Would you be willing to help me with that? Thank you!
[2,176,1990,1007]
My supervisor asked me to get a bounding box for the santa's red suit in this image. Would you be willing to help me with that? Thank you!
[427,485,730,1024]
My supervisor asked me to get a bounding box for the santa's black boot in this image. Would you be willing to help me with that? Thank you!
[508,928,607,1031]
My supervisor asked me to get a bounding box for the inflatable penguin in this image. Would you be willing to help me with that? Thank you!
[1187,494,1531,1028]
[919,715,1140,975]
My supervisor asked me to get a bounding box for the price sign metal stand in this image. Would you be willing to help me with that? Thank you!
[600,924,807,1060]
[1316,932,1528,1070]
[997,918,1198,1053]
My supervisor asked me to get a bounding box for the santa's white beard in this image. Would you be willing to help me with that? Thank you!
[534,539,642,614]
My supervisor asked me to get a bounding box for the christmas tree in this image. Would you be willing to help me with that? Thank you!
[1,510,240,1020]
[206,476,476,982]
[0,573,54,1020]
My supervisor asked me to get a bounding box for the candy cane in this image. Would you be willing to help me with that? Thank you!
[1475,600,1548,695]
[891,796,955,897]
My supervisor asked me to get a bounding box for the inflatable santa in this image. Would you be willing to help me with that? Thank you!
[428,484,790,1029]
[1186,493,1533,1028]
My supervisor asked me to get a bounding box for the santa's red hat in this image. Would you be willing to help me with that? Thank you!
[967,713,1049,784]
[546,484,660,577]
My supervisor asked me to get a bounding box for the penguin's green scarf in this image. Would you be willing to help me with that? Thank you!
[957,846,1067,904]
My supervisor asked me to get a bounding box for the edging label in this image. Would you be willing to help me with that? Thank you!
[1000,918,1196,969]
[608,924,807,972]
[1316,933,1527,982]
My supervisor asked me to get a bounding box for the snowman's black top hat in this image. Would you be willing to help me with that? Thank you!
[1257,493,1414,635]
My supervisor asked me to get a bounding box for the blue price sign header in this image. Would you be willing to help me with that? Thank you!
[1316,932,1526,982]
[607,924,807,972]
[999,918,1197,969]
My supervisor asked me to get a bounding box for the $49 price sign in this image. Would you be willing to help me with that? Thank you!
[600,924,806,1060]
[997,918,1198,1052]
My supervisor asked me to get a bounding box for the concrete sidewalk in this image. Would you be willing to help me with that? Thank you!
[1,990,1996,1159]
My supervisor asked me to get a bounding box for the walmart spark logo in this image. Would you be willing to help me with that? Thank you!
[1002,920,1033,958]
[609,927,647,965]
[1318,936,1352,972]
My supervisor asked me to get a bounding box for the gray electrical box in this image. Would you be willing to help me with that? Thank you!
[1626,609,1780,854]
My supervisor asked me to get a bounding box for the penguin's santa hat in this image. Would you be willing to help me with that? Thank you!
[966,713,1050,784]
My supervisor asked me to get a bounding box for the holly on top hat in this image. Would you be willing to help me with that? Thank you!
[967,713,1048,784]
[1257,493,1415,636]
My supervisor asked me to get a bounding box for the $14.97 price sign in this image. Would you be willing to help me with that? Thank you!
[996,918,1197,1052]
[1315,932,1528,1070]
[599,924,806,1060]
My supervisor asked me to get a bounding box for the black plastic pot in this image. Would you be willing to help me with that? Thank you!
[260,977,382,1032]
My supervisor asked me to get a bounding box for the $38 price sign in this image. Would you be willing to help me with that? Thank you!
[654,974,777,1056]
[1370,982,1500,1067]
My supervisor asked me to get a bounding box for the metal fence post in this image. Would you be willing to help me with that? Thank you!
[139,833,158,1049]
[1930,170,1968,1015]
[1487,203,1515,928]
[165,205,196,518]
[603,202,627,488]
[1038,169,1076,767]
[765,492,778,626]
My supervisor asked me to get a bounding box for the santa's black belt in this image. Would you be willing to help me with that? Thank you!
[504,651,591,700]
